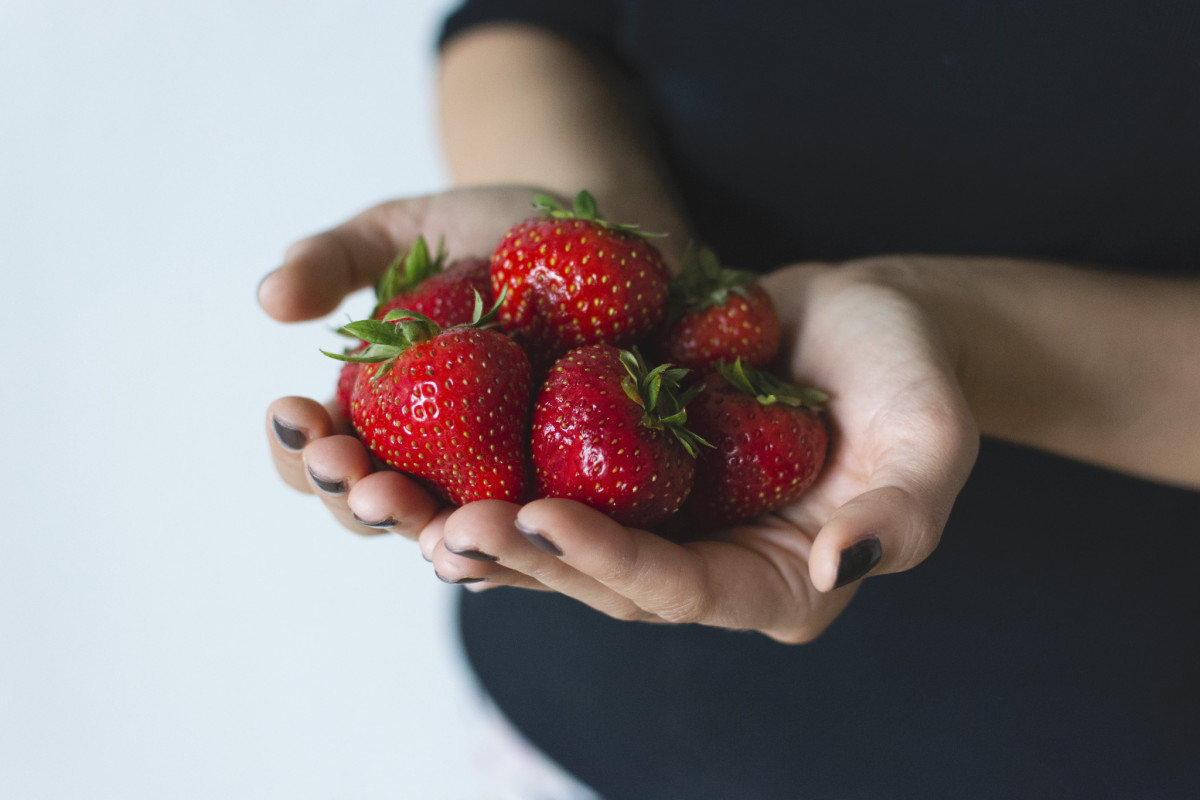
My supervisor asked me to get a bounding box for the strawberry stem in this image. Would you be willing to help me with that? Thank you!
[668,242,759,315]
[718,359,828,409]
[618,349,711,456]
[370,235,448,317]
[532,190,666,239]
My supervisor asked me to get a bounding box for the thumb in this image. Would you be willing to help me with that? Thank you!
[257,200,421,323]
[808,485,951,593]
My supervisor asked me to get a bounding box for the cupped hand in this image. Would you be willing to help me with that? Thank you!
[426,259,980,643]
[262,185,554,541]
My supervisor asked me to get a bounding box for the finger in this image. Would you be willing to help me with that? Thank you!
[257,201,418,322]
[807,479,966,593]
[432,500,590,596]
[514,499,848,640]
[300,434,375,535]
[266,396,338,493]
[346,469,442,541]
[807,401,979,593]
[430,540,554,593]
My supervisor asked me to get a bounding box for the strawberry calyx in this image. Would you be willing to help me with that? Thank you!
[321,310,442,378]
[370,235,448,317]
[322,290,504,379]
[717,358,829,410]
[618,349,711,456]
[532,190,666,239]
[669,242,760,315]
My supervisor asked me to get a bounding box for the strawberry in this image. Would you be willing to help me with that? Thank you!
[490,190,671,371]
[324,299,532,505]
[530,344,707,528]
[334,341,370,420]
[650,243,781,370]
[374,254,493,327]
[680,359,828,530]
[334,236,492,419]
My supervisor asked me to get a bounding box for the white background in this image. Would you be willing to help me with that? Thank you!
[0,1,489,797]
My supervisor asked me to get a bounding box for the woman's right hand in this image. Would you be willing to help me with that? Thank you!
[260,185,557,541]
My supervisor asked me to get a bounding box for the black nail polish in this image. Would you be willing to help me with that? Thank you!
[272,417,306,451]
[515,519,562,556]
[308,468,346,495]
[435,571,484,585]
[448,546,499,563]
[835,537,882,588]
[353,514,397,529]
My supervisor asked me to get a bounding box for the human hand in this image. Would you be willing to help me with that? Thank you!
[425,259,980,643]
[261,185,563,539]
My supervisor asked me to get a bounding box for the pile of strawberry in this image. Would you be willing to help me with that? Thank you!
[324,191,829,535]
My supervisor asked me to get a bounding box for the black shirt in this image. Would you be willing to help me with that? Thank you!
[442,3,1200,797]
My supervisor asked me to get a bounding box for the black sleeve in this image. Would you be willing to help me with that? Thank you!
[438,0,618,51]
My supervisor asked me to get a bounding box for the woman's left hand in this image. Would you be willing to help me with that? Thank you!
[423,260,980,643]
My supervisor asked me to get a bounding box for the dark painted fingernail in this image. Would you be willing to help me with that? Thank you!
[353,514,397,530]
[435,571,484,585]
[448,546,499,563]
[272,417,306,450]
[307,468,346,495]
[835,537,882,588]
[515,518,562,556]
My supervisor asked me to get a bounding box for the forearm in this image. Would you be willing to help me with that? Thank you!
[437,24,689,261]
[868,255,1200,487]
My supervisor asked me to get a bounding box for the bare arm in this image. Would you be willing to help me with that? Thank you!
[438,24,690,265]
[827,256,1200,488]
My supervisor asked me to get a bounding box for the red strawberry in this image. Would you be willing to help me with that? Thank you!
[650,243,781,370]
[334,236,492,419]
[490,190,671,371]
[324,302,532,505]
[530,345,707,528]
[334,341,370,420]
[374,256,493,327]
[680,359,828,531]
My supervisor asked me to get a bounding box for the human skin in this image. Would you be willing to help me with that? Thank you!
[259,25,1200,643]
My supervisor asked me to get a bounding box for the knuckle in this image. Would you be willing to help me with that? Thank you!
[595,537,643,587]
[653,588,712,626]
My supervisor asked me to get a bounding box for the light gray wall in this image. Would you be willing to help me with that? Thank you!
[0,2,488,797]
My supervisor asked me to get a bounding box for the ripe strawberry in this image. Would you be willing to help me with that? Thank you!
[324,300,532,505]
[491,190,671,371]
[680,359,828,530]
[334,236,492,419]
[374,254,493,326]
[530,344,707,528]
[650,243,781,370]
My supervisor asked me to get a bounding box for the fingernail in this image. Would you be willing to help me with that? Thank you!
[835,537,882,588]
[447,546,499,563]
[435,571,484,585]
[515,518,562,556]
[353,513,397,530]
[257,267,281,304]
[307,468,346,495]
[272,417,306,450]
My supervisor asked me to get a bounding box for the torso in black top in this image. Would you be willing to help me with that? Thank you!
[442,2,1200,797]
